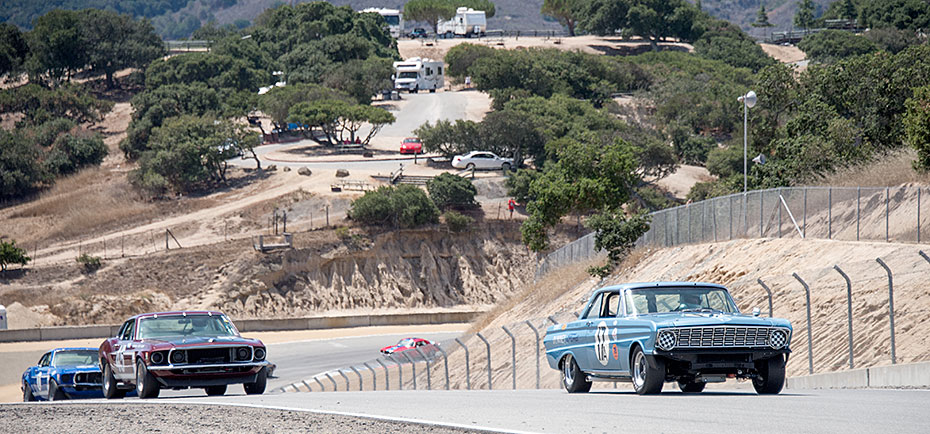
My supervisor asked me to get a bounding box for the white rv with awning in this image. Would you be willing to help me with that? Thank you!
[393,57,444,93]
[438,7,487,37]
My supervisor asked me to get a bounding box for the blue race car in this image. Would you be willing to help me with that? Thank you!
[544,282,793,395]
[22,347,104,401]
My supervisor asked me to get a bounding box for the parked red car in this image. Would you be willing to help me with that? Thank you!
[400,137,422,154]
[98,311,270,399]
[380,337,434,355]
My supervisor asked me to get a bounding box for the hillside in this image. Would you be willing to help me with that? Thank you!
[699,0,833,36]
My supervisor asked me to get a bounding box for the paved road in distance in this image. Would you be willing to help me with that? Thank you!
[158,388,930,433]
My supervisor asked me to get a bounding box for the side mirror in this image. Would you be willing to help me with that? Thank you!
[752,307,761,317]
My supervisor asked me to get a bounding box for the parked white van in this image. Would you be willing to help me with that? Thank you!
[393,57,444,93]
[361,8,403,38]
[438,7,487,37]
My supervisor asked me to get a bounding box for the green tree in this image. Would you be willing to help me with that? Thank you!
[577,0,630,36]
[0,130,47,199]
[349,185,440,228]
[323,57,394,104]
[0,83,113,126]
[794,0,816,31]
[626,0,701,51]
[121,82,221,159]
[864,27,923,54]
[694,23,776,72]
[859,0,930,31]
[0,239,30,271]
[403,0,457,33]
[584,210,650,277]
[752,4,774,27]
[25,9,86,84]
[415,119,482,158]
[839,0,857,19]
[444,43,496,79]
[798,30,878,64]
[81,9,165,88]
[0,23,28,78]
[542,0,582,36]
[43,130,107,176]
[906,85,930,171]
[260,83,351,130]
[427,173,478,210]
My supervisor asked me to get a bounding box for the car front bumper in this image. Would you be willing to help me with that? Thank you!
[654,348,790,372]
[148,361,270,388]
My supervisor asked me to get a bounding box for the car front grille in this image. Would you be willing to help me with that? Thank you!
[187,348,232,364]
[672,326,782,349]
[75,372,101,384]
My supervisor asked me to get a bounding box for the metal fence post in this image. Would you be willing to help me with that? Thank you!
[702,201,706,242]
[729,195,734,240]
[454,338,471,390]
[791,272,814,375]
[364,362,377,391]
[857,187,860,241]
[338,370,350,391]
[803,187,807,237]
[435,345,450,390]
[350,366,363,391]
[477,333,492,390]
[314,376,325,392]
[833,265,855,369]
[392,355,406,389]
[402,352,417,390]
[325,372,337,391]
[919,189,922,244]
[415,348,431,390]
[525,320,540,389]
[502,326,516,390]
[760,191,764,238]
[886,188,890,242]
[712,198,718,243]
[829,187,833,239]
[301,380,312,392]
[757,278,773,317]
[875,258,897,364]
[778,188,782,238]
[376,359,389,390]
[547,315,558,325]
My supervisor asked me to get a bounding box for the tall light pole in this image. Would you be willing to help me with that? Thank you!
[738,91,757,193]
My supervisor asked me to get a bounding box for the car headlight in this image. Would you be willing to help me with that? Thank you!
[656,330,677,351]
[253,347,266,361]
[170,350,186,364]
[150,351,165,365]
[769,329,789,349]
[236,347,251,361]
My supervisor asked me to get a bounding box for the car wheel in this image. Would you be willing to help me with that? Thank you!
[429,88,436,93]
[501,162,511,172]
[560,354,592,393]
[465,163,475,170]
[753,354,786,395]
[102,363,125,399]
[136,360,161,399]
[631,346,665,395]
[49,379,67,401]
[23,382,36,402]
[205,385,227,396]
[678,379,706,393]
[244,367,267,395]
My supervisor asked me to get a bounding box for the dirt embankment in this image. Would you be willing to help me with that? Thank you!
[0,225,536,326]
[406,237,930,391]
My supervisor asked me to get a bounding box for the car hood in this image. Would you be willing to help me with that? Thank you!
[650,312,791,329]
[51,365,101,374]
[141,336,261,348]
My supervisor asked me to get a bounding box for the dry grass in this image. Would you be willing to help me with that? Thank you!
[814,148,930,187]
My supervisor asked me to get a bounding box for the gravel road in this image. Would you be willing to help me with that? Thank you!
[0,403,482,433]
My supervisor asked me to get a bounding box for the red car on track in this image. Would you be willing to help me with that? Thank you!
[98,311,270,399]
[399,137,422,154]
[380,337,434,355]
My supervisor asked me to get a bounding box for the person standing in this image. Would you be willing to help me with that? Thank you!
[508,198,516,219]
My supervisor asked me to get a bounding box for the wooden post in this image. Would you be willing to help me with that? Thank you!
[326,205,330,227]
[121,235,124,258]
[103,238,107,260]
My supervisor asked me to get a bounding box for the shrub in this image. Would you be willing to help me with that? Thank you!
[443,210,474,233]
[0,239,30,271]
[427,173,478,210]
[799,30,878,64]
[349,185,439,228]
[445,43,497,79]
[76,253,102,273]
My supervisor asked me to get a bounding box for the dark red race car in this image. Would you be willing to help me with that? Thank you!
[380,337,434,355]
[98,311,270,399]
[399,137,422,154]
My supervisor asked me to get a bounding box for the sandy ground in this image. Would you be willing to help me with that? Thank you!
[398,35,693,62]
[760,43,806,64]
[654,164,713,199]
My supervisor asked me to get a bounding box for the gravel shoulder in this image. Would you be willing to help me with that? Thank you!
[0,403,484,434]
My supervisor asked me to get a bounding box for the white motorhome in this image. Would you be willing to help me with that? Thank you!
[361,8,403,38]
[438,7,487,37]
[393,57,444,93]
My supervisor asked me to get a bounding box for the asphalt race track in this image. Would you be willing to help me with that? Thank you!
[154,388,930,433]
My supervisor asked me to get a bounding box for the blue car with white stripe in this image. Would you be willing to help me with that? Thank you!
[544,282,793,395]
[22,347,104,401]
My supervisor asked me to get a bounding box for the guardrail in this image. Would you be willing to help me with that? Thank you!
[0,310,485,343]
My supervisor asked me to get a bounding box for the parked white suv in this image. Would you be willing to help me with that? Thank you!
[452,151,514,170]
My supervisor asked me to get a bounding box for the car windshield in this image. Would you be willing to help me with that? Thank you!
[628,287,739,315]
[404,138,420,143]
[52,350,98,366]
[398,71,417,79]
[138,315,238,339]
[398,338,415,347]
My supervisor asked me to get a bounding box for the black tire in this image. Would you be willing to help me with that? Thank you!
[429,88,436,93]
[465,163,475,170]
[631,346,665,395]
[753,355,786,395]
[135,360,160,399]
[560,354,592,393]
[23,382,36,402]
[501,162,511,172]
[678,379,706,393]
[244,367,267,395]
[102,363,125,399]
[205,385,227,396]
[49,379,67,401]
